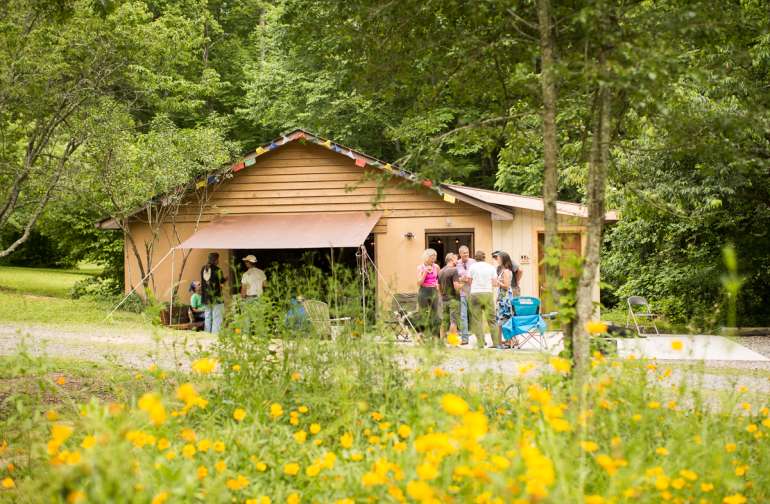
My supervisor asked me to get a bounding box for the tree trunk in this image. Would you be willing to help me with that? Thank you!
[536,0,561,323]
[573,50,611,382]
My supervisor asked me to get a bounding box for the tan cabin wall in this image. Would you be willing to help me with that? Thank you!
[491,210,601,305]
[374,213,493,308]
[124,222,232,306]
[124,142,493,307]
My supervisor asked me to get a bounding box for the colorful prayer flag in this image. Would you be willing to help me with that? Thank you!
[421,179,433,188]
[322,140,332,148]
[232,161,245,172]
[268,142,278,150]
[346,150,356,159]
[244,157,256,167]
[196,180,206,189]
[443,193,456,204]
[207,175,218,184]
[383,163,393,172]
[255,147,267,155]
[355,158,367,168]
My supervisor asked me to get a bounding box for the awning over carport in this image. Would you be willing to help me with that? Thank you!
[176,212,382,250]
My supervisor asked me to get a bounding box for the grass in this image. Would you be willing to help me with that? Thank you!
[0,291,144,326]
[0,265,94,298]
[0,265,145,327]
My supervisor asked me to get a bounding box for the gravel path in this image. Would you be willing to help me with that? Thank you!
[2,323,769,394]
[0,323,214,370]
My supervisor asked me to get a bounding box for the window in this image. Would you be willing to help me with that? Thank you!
[425,229,474,267]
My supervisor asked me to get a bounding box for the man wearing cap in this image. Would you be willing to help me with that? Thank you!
[240,255,267,299]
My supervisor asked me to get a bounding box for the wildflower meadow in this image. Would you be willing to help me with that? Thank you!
[1,316,768,504]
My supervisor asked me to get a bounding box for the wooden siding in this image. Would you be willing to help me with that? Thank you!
[169,142,486,223]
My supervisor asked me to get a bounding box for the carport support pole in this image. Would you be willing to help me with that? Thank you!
[361,245,366,333]
[170,247,175,324]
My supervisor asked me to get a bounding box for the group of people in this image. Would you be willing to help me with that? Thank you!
[417,246,523,349]
[188,252,268,333]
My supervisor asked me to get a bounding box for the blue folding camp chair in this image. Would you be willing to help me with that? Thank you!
[502,296,553,350]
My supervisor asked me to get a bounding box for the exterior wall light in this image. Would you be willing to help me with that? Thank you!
[404,232,415,239]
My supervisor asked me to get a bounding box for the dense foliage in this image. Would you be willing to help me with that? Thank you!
[1,0,767,324]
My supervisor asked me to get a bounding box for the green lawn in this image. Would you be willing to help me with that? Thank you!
[0,265,94,298]
[0,265,145,326]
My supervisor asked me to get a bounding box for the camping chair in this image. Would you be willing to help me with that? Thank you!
[625,296,659,336]
[388,293,419,342]
[301,299,351,340]
[502,297,553,351]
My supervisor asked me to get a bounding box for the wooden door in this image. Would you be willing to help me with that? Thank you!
[537,232,582,311]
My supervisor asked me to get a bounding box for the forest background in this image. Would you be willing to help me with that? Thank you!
[1,0,768,327]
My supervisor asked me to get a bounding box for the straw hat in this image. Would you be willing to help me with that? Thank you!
[242,255,257,264]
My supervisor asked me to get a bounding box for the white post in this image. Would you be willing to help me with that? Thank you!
[361,245,366,333]
[170,247,176,325]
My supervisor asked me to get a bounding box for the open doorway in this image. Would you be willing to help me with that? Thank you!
[425,229,474,267]
[228,234,376,319]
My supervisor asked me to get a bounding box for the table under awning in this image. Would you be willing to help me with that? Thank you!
[175,211,382,250]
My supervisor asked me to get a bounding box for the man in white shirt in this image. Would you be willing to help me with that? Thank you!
[240,255,267,298]
[468,250,499,349]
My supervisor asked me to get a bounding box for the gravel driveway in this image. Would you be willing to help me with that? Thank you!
[0,323,214,370]
[2,323,769,394]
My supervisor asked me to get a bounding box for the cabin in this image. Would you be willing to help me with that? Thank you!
[98,129,617,311]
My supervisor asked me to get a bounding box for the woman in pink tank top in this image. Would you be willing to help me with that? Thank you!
[417,249,440,339]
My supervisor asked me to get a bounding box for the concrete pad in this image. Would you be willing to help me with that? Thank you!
[615,334,769,361]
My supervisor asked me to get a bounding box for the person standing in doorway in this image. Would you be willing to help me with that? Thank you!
[240,255,267,299]
[201,252,227,334]
[438,253,463,340]
[416,248,440,339]
[455,245,476,345]
[468,250,498,348]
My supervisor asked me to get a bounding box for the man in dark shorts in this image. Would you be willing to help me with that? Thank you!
[438,253,463,340]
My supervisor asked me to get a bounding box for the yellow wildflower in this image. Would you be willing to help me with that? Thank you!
[441,394,469,416]
[197,466,208,480]
[549,356,571,374]
[2,477,14,489]
[340,432,354,448]
[723,494,747,504]
[225,474,249,491]
[233,408,247,422]
[270,403,284,418]
[406,480,434,500]
[397,424,411,438]
[283,462,300,476]
[81,435,96,449]
[182,444,196,459]
[580,441,599,453]
[138,393,167,426]
[584,320,608,334]
[310,423,321,434]
[191,358,217,374]
[294,430,307,444]
[151,492,169,504]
